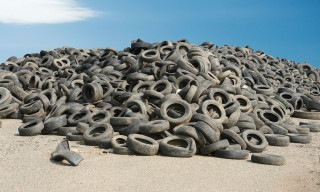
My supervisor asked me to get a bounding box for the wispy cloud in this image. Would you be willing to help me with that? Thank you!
[0,0,99,24]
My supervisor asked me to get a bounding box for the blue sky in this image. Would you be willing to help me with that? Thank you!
[0,0,319,66]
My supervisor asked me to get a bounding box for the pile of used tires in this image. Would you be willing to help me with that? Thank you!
[0,39,319,166]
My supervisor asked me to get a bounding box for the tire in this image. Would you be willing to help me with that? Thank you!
[258,125,274,134]
[295,127,310,134]
[199,99,227,124]
[224,101,240,115]
[89,110,111,125]
[139,120,170,134]
[19,100,43,114]
[0,87,12,107]
[82,82,103,103]
[241,129,268,153]
[266,122,288,135]
[159,135,196,157]
[300,124,320,132]
[259,110,282,125]
[160,99,192,125]
[111,135,135,155]
[214,149,250,160]
[264,134,290,147]
[200,139,229,155]
[293,110,320,120]
[42,115,68,134]
[127,134,159,156]
[172,124,206,148]
[83,123,114,146]
[191,113,223,132]
[141,49,161,63]
[251,153,285,166]
[18,119,44,136]
[67,109,92,126]
[149,79,173,95]
[57,127,78,136]
[233,95,252,113]
[287,134,312,144]
[221,129,247,149]
[66,132,83,141]
[0,103,19,118]
[194,121,220,143]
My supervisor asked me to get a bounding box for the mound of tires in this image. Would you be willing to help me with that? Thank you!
[1,39,319,166]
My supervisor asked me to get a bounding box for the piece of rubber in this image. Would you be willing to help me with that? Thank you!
[50,139,83,166]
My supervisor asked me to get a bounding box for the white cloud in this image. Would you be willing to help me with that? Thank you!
[0,0,99,24]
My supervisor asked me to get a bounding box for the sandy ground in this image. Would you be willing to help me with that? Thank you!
[0,118,319,192]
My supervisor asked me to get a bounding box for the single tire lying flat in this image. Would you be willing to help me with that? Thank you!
[251,153,285,166]
[287,134,312,144]
[214,149,250,160]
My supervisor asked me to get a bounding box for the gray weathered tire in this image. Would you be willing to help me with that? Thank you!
[159,135,196,157]
[214,149,250,160]
[251,153,285,166]
[221,129,247,149]
[42,115,68,134]
[287,134,312,144]
[83,123,114,146]
[18,119,44,136]
[264,134,289,147]
[127,134,159,156]
[241,129,268,153]
[200,139,229,155]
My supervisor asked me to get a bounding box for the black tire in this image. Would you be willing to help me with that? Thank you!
[241,129,268,153]
[259,110,282,125]
[89,110,111,125]
[221,129,247,149]
[57,127,78,136]
[200,139,229,155]
[287,134,312,144]
[159,135,196,157]
[67,109,92,126]
[76,122,89,134]
[191,113,223,132]
[139,120,170,134]
[172,124,206,148]
[160,99,192,125]
[18,119,44,136]
[83,123,114,146]
[251,153,285,166]
[199,99,227,124]
[194,121,220,143]
[82,82,103,103]
[0,87,12,107]
[300,124,320,132]
[42,115,68,134]
[19,100,43,114]
[111,135,135,155]
[214,149,250,160]
[258,125,274,134]
[66,132,83,141]
[0,103,19,118]
[264,134,290,147]
[127,134,159,156]
[266,122,288,135]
